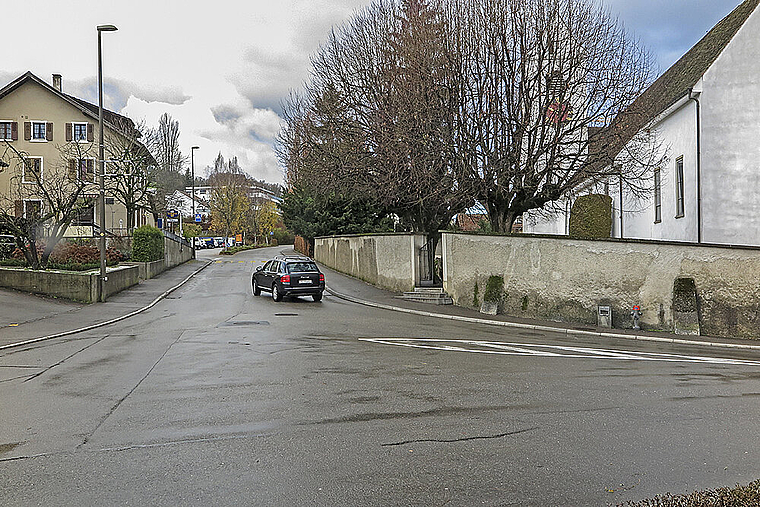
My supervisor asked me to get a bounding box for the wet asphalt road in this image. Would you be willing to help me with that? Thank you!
[2,246,760,506]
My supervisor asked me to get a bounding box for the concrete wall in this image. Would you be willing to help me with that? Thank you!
[164,233,193,268]
[0,264,139,303]
[123,259,165,280]
[442,232,760,339]
[315,233,426,293]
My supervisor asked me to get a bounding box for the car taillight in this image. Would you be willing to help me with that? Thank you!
[281,275,291,283]
[319,274,324,282]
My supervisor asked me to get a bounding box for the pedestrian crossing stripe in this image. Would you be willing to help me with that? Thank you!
[358,338,760,366]
[213,260,267,264]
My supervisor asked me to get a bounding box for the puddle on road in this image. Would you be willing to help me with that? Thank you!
[274,313,298,317]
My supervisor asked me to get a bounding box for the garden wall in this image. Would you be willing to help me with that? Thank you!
[0,265,139,303]
[315,233,426,293]
[441,232,760,339]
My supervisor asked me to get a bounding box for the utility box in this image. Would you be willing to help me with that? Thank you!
[597,305,612,328]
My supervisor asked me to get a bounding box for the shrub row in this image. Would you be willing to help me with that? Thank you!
[220,244,265,256]
[132,225,164,262]
[9,242,125,267]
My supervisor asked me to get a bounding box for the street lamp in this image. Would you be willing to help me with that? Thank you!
[191,146,200,218]
[97,23,117,303]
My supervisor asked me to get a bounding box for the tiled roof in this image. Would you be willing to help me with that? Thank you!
[634,0,759,121]
[601,0,759,164]
[0,71,137,136]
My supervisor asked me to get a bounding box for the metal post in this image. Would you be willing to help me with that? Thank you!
[191,146,199,219]
[97,24,117,302]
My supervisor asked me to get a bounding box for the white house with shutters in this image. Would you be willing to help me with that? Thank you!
[525,0,760,247]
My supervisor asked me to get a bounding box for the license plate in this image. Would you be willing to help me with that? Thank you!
[299,279,312,284]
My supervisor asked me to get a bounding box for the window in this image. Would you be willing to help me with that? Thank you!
[73,123,88,142]
[23,200,42,220]
[675,156,684,218]
[654,169,661,223]
[32,122,46,140]
[287,262,319,273]
[0,121,16,141]
[69,158,95,182]
[22,157,42,183]
[72,199,95,225]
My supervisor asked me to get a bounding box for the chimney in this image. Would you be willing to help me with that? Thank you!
[52,74,62,92]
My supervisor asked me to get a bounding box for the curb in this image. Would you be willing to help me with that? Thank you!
[325,286,760,352]
[0,260,213,351]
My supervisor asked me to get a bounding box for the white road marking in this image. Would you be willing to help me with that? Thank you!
[358,338,760,366]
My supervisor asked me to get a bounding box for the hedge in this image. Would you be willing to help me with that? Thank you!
[132,226,164,262]
[569,194,613,238]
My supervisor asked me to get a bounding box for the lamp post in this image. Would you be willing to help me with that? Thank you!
[97,24,117,303]
[191,146,200,218]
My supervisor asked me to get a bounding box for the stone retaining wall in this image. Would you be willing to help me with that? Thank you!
[442,232,760,339]
[0,264,139,303]
[315,233,426,293]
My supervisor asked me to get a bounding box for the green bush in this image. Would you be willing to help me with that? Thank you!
[484,275,504,303]
[132,226,164,262]
[273,228,294,245]
[569,194,613,238]
[472,282,480,308]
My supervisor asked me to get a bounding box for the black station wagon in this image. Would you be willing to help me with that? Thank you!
[252,255,325,302]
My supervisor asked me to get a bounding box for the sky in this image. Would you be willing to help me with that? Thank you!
[0,0,744,185]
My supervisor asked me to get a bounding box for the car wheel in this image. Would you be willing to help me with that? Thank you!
[272,283,283,302]
[252,277,260,296]
[312,292,323,302]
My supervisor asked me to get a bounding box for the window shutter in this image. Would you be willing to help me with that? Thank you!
[23,122,31,141]
[87,159,94,181]
[65,123,72,142]
[46,122,53,141]
[14,200,23,217]
[11,122,18,141]
[68,159,76,180]
[87,123,94,142]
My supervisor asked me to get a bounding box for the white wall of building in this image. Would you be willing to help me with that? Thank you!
[699,6,760,245]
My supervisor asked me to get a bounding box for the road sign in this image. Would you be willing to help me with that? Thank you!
[195,213,202,223]
[166,209,179,220]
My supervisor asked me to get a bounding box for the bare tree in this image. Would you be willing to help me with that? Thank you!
[280,0,663,236]
[0,139,95,269]
[208,161,250,242]
[452,0,663,231]
[105,119,158,230]
[145,113,188,222]
[283,0,472,240]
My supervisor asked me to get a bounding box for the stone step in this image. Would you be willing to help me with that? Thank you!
[411,287,446,294]
[397,289,453,305]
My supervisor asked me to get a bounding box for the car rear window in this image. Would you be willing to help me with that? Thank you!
[287,262,319,273]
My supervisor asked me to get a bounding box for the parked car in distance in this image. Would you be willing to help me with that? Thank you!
[252,255,325,302]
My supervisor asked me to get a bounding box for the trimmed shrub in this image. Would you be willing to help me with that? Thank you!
[569,194,613,238]
[484,275,504,303]
[132,225,164,262]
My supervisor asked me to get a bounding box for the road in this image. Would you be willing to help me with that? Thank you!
[2,246,760,506]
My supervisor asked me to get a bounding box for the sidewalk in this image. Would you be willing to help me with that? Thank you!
[318,262,760,352]
[0,259,209,349]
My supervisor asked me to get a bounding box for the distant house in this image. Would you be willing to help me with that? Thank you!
[168,190,210,217]
[0,71,154,233]
[526,0,760,246]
